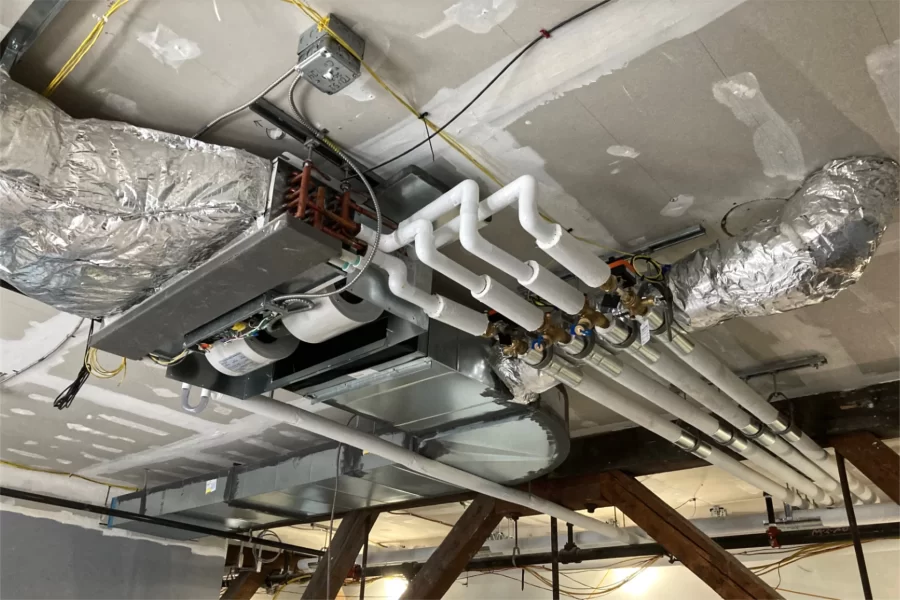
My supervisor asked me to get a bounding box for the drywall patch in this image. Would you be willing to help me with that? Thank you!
[23,441,38,446]
[137,24,202,70]
[95,88,139,119]
[28,393,53,403]
[56,459,72,465]
[712,72,805,180]
[866,40,900,133]
[212,404,232,416]
[7,448,46,460]
[54,435,80,443]
[607,145,641,159]
[148,386,179,399]
[97,414,169,436]
[80,452,107,462]
[661,194,694,217]
[10,408,34,416]
[340,24,390,102]
[91,444,123,454]
[418,0,517,39]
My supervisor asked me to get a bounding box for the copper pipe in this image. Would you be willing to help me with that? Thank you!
[295,163,312,219]
[313,186,326,229]
[303,202,361,235]
[340,189,353,223]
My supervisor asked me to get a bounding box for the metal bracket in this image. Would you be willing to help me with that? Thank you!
[1,0,69,70]
[736,354,827,381]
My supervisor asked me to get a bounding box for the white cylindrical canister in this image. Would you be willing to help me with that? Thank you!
[281,290,383,343]
[206,335,299,376]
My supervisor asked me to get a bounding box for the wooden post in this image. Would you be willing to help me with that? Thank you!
[831,431,899,504]
[400,495,503,600]
[302,510,377,600]
[597,470,782,600]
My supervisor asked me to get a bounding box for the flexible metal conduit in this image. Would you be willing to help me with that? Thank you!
[557,336,833,505]
[523,351,808,508]
[213,393,646,545]
[595,320,847,502]
[645,312,876,503]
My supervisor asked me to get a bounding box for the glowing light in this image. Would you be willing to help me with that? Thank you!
[383,576,408,599]
[619,565,660,596]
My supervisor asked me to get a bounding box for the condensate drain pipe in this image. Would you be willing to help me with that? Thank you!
[557,335,834,505]
[523,348,809,508]
[644,311,876,504]
[214,392,645,546]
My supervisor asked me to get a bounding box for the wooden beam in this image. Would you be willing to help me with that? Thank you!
[302,511,376,600]
[401,495,503,600]
[222,553,288,600]
[831,431,900,504]
[597,470,782,600]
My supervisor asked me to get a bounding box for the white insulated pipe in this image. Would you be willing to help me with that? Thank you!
[458,186,586,315]
[363,251,488,337]
[595,321,844,502]
[214,392,645,546]
[559,364,809,508]
[648,315,876,504]
[362,220,545,332]
[559,337,833,505]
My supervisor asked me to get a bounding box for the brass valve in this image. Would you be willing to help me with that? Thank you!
[576,299,610,333]
[501,338,529,357]
[619,287,655,316]
[536,312,571,347]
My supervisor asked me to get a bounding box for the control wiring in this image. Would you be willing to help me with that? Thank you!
[0,459,138,492]
[42,0,132,97]
[193,63,299,139]
[0,318,85,385]
[335,0,616,181]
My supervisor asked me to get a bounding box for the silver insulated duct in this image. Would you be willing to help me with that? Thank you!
[669,156,899,330]
[0,71,269,317]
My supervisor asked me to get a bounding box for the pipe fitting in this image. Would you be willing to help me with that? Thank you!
[769,414,803,443]
[503,338,531,357]
[629,342,660,364]
[712,425,736,445]
[739,419,764,438]
[692,442,714,460]
[619,287,654,317]
[577,301,609,333]
[674,431,701,453]
[727,435,751,453]
[537,312,571,346]
[560,334,594,361]
[670,332,695,354]
[541,352,584,386]
[583,348,623,377]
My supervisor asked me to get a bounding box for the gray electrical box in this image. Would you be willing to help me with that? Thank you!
[297,14,365,95]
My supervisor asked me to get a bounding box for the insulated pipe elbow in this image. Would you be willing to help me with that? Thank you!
[510,175,557,244]
[537,224,612,288]
[408,220,486,293]
[459,195,533,282]
[370,251,441,315]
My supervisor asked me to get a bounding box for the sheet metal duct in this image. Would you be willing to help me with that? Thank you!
[0,71,269,317]
[669,156,899,330]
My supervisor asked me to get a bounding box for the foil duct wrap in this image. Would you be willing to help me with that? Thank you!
[489,344,559,405]
[0,71,269,317]
[669,156,899,330]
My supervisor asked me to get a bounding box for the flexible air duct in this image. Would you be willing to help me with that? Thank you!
[0,71,268,317]
[669,156,898,329]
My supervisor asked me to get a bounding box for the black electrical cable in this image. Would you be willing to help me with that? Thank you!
[53,319,98,410]
[348,0,617,180]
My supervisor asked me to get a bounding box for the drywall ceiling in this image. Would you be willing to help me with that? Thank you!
[1,0,898,549]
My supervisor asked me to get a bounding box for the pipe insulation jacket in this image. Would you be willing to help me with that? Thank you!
[213,392,645,545]
[561,366,809,508]
[560,337,832,505]
[649,315,876,503]
[595,321,845,500]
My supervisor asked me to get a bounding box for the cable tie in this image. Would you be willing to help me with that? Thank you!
[417,111,429,120]
[539,28,551,38]
[99,15,109,23]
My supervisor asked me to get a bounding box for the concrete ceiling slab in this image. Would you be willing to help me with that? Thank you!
[872,0,900,41]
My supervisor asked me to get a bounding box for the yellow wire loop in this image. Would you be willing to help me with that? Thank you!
[43,0,131,97]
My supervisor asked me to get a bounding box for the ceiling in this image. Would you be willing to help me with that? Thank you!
[1,0,898,549]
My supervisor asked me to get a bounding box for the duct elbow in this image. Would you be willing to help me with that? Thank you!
[669,156,899,330]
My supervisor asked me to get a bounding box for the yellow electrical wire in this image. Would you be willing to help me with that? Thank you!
[43,0,131,97]
[0,459,138,491]
[282,0,503,186]
[85,347,127,380]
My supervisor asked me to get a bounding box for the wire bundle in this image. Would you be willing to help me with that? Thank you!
[42,0,131,97]
[85,347,127,379]
[53,319,97,410]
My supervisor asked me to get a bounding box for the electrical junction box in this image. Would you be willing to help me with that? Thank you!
[297,14,365,95]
